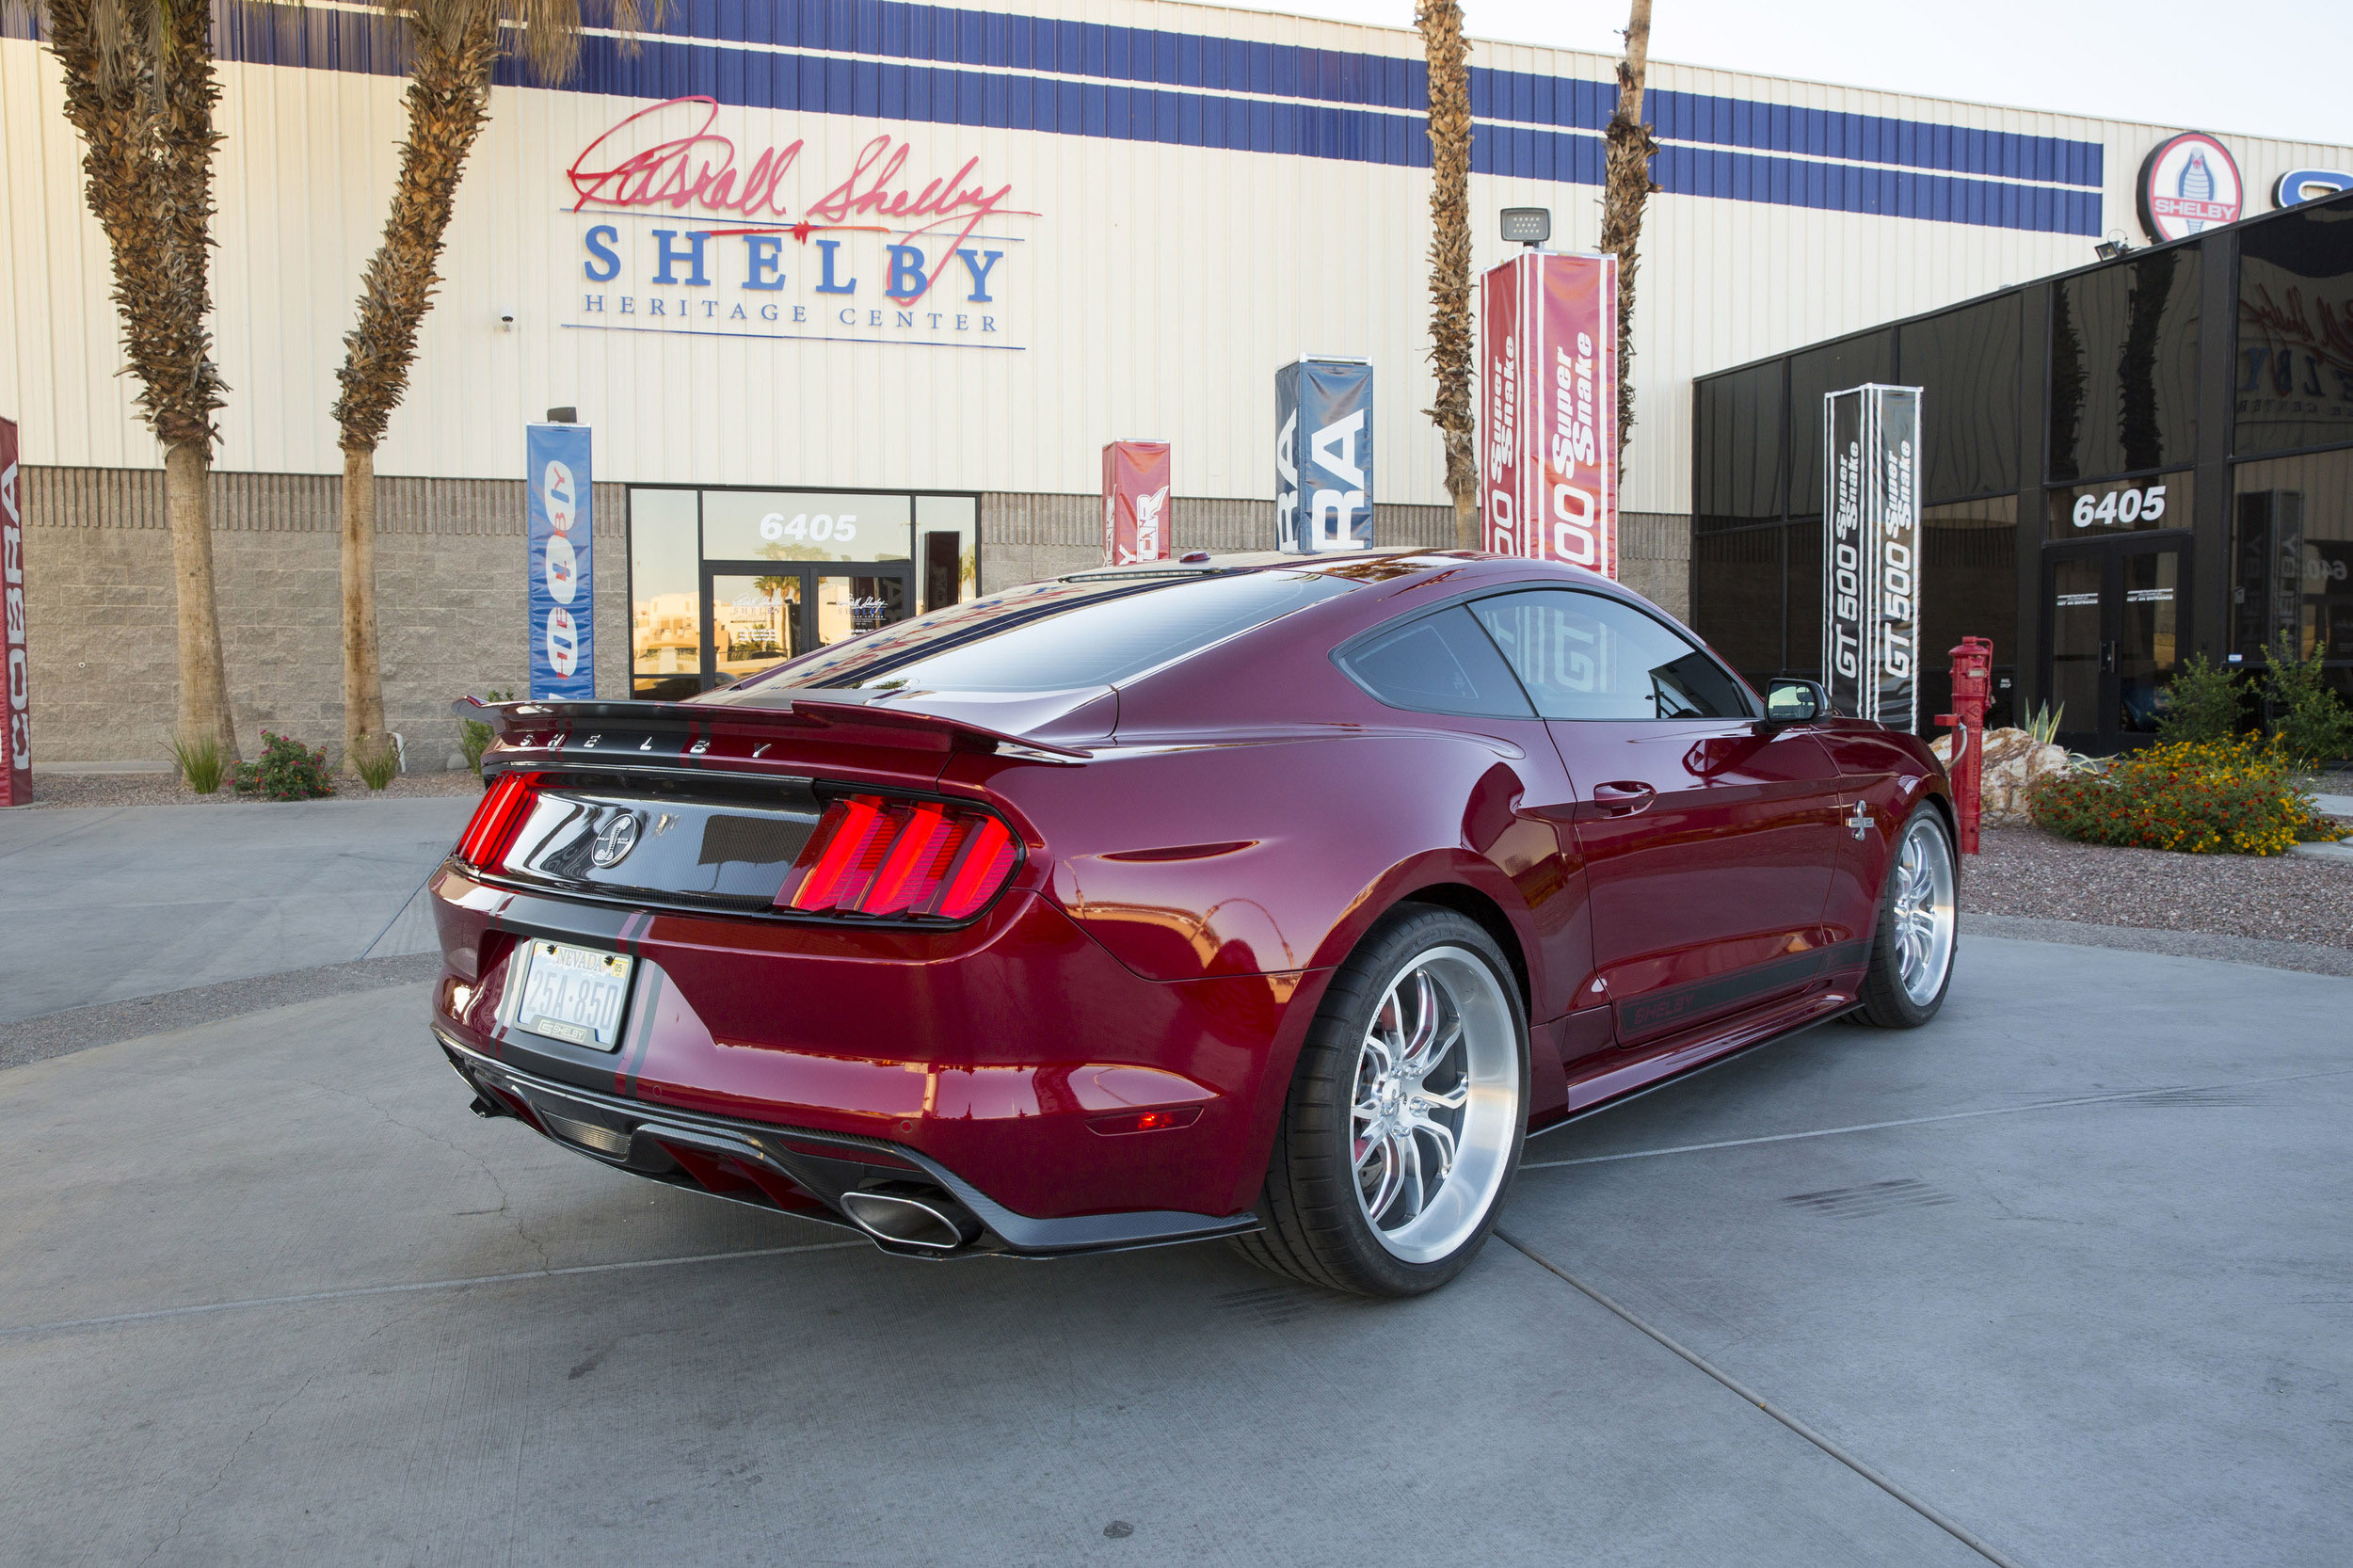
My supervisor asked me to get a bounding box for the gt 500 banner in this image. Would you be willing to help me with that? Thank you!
[1276,359,1373,552]
[527,424,595,701]
[1,415,28,808]
[1821,385,1922,728]
[1479,251,1618,575]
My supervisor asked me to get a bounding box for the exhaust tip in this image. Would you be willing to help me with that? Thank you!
[839,1182,983,1251]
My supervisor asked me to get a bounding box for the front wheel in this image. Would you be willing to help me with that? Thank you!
[1853,804,1958,1028]
[1235,905,1529,1297]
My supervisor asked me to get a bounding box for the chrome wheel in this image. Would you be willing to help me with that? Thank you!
[1890,813,1957,1007]
[1350,946,1520,1264]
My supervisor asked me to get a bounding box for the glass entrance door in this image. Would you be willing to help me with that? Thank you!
[2042,538,2189,752]
[698,563,912,688]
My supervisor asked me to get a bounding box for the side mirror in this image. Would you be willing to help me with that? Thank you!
[1764,678,1829,723]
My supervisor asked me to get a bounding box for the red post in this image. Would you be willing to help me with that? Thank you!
[0,416,27,808]
[1936,635,1993,855]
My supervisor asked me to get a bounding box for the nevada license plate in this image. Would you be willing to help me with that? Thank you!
[509,940,634,1050]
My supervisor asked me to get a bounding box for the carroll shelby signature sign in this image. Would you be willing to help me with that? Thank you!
[563,97,1034,352]
[1822,386,1923,731]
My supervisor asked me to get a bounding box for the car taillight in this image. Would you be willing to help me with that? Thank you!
[456,773,538,870]
[778,795,1020,920]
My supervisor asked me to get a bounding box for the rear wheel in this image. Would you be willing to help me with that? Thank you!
[1853,804,1958,1028]
[1235,905,1528,1297]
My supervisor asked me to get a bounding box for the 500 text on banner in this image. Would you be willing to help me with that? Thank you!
[1479,252,1617,575]
[1821,385,1922,728]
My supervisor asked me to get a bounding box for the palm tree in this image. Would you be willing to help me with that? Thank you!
[334,0,660,770]
[1598,0,1659,467]
[1416,0,1477,551]
[41,0,239,760]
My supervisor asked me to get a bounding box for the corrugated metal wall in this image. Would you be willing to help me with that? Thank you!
[6,0,2351,515]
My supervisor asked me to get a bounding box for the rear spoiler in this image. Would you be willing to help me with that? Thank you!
[448,695,1093,763]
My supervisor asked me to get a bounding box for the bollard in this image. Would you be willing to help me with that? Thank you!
[1935,636,1993,856]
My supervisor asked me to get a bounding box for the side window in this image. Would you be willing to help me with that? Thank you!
[1337,607,1536,718]
[1469,590,1753,721]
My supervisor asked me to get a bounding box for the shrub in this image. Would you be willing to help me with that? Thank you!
[2265,639,2353,767]
[2029,735,2345,856]
[351,732,400,791]
[232,732,336,802]
[2155,653,2243,744]
[459,688,513,776]
[167,730,226,795]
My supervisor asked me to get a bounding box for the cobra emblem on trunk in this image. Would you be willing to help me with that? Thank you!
[590,811,642,867]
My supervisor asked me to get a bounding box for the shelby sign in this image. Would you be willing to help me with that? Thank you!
[1822,386,1923,730]
[1478,251,1618,576]
[566,97,1032,352]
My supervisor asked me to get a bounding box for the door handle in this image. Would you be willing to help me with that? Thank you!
[1589,780,1657,817]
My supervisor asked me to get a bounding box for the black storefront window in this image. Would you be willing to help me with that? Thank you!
[1785,520,1822,680]
[2231,449,2353,700]
[1900,296,2022,503]
[2235,199,2353,458]
[1919,498,2020,733]
[2048,247,2201,482]
[1789,330,1896,515]
[1693,360,1785,530]
[1691,525,1784,681]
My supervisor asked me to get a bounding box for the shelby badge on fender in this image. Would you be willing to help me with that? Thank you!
[429,550,1957,1297]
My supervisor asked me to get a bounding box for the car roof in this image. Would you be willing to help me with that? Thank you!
[1060,549,1616,590]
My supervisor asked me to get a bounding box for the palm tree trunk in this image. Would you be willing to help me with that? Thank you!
[1417,0,1478,551]
[333,2,501,762]
[44,0,239,759]
[163,441,236,752]
[341,445,386,765]
[1599,0,1659,467]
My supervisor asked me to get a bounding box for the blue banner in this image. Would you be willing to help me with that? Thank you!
[526,424,594,700]
[1275,359,1373,552]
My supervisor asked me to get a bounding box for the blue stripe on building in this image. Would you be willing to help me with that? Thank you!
[5,0,2105,235]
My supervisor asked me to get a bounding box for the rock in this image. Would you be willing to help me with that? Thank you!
[445,753,469,772]
[1930,727,2070,825]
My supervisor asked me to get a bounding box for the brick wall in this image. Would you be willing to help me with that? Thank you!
[20,466,626,767]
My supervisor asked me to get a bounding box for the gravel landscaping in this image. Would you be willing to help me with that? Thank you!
[1963,824,2353,951]
[17,768,484,809]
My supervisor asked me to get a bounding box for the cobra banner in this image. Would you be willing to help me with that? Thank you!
[1479,251,1618,577]
[1275,359,1374,552]
[1821,385,1923,728]
[1,415,27,808]
[527,424,595,701]
[1101,440,1173,566]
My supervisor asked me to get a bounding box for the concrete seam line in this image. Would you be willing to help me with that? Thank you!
[0,1240,867,1339]
[1493,1229,2030,1568]
[1520,1065,2353,1172]
[359,868,440,961]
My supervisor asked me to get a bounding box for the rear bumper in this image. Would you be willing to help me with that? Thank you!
[439,1030,1260,1258]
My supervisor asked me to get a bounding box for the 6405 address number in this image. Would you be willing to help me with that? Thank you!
[2071,484,2167,528]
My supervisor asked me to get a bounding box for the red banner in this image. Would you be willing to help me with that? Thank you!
[1101,440,1173,566]
[1479,252,1618,577]
[1,416,27,807]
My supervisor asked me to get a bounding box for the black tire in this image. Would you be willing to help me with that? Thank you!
[1853,802,1958,1029]
[1233,904,1529,1297]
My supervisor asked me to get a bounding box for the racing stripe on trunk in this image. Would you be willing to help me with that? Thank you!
[619,963,664,1099]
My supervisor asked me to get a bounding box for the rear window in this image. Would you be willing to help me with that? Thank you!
[1337,608,1535,718]
[728,569,1359,696]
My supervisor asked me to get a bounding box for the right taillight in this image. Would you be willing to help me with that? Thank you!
[778,795,1020,920]
[456,773,538,870]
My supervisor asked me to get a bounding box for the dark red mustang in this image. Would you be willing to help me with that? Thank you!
[431,551,1956,1296]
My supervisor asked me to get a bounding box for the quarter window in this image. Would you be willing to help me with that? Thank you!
[1470,590,1753,720]
[1337,607,1535,718]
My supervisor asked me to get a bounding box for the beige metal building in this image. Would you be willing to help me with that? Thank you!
[4,0,2349,761]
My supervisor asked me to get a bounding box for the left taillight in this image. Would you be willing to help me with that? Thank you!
[456,773,538,871]
[777,794,1021,920]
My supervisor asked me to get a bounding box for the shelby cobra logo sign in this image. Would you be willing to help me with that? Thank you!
[2138,132,2244,243]
[564,97,1032,352]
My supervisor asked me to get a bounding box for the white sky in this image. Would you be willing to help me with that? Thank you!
[1256,0,2353,150]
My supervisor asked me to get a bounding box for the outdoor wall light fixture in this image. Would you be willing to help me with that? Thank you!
[2093,230,2136,261]
[546,407,578,424]
[1500,207,1551,248]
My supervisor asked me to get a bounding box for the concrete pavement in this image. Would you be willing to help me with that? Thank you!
[0,798,471,1023]
[0,934,2345,1567]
